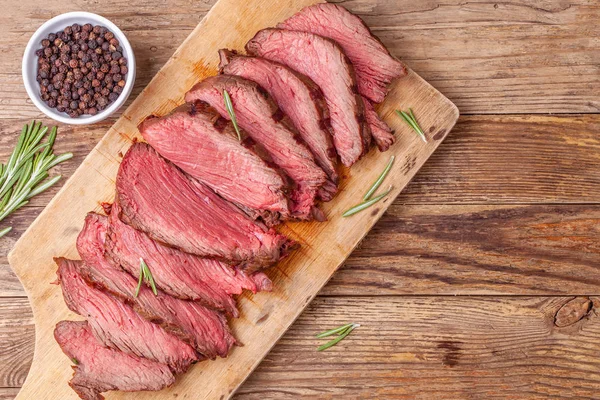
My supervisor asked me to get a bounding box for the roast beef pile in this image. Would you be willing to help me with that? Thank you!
[53,4,406,399]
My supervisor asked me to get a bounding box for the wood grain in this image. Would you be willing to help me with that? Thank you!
[0,0,598,118]
[0,298,33,388]
[1,0,599,399]
[1,113,598,212]
[325,203,600,296]
[0,389,20,400]
[2,203,599,298]
[1,113,599,297]
[6,0,458,398]
[3,296,600,399]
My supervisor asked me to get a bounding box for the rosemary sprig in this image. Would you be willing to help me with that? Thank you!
[396,108,427,143]
[317,323,360,351]
[342,186,392,217]
[363,155,395,201]
[223,90,241,141]
[135,258,158,297]
[0,122,72,238]
[71,357,80,365]
[316,323,354,338]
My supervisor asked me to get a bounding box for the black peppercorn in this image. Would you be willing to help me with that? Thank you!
[36,23,126,117]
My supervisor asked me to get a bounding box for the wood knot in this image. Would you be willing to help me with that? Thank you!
[437,340,462,367]
[554,297,593,327]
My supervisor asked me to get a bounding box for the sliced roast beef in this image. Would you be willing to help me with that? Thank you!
[77,213,238,358]
[246,28,370,167]
[139,101,291,225]
[218,50,338,201]
[55,320,175,400]
[105,201,271,310]
[185,75,328,219]
[115,142,294,272]
[363,97,395,151]
[279,3,407,103]
[55,257,198,373]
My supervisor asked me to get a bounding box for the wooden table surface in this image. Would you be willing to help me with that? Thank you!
[0,0,599,398]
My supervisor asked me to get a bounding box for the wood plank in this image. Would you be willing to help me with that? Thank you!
[3,296,600,399]
[0,0,598,117]
[6,0,458,398]
[0,389,20,400]
[2,201,599,297]
[324,203,600,296]
[403,115,600,204]
[0,298,33,388]
[1,114,598,211]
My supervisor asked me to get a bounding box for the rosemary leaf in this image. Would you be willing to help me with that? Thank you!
[395,109,427,143]
[28,175,61,199]
[141,258,158,295]
[71,357,79,365]
[363,156,395,201]
[316,323,354,338]
[134,262,144,298]
[135,258,158,297]
[223,90,242,141]
[317,323,359,352]
[0,226,12,239]
[44,152,73,171]
[342,186,392,217]
[0,122,70,235]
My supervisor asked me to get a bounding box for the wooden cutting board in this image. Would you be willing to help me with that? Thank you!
[8,0,458,398]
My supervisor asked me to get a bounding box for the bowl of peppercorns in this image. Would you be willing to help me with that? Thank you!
[22,12,135,124]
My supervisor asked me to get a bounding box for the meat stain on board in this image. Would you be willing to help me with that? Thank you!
[437,340,462,367]
[401,155,417,174]
[256,312,270,324]
[433,129,447,141]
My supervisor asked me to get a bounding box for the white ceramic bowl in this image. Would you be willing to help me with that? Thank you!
[22,12,136,125]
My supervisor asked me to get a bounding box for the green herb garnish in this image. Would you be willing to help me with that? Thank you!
[0,121,72,238]
[396,108,427,143]
[223,90,241,141]
[317,323,359,351]
[135,258,158,297]
[71,357,79,365]
[316,323,354,338]
[342,186,392,217]
[363,155,395,201]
